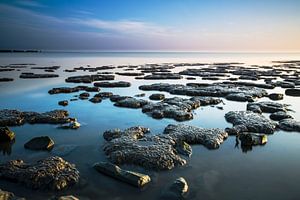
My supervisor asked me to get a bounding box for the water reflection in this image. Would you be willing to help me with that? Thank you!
[0,140,15,156]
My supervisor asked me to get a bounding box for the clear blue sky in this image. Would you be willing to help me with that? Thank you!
[0,0,299,51]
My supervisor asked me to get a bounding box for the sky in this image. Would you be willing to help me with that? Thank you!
[0,0,300,51]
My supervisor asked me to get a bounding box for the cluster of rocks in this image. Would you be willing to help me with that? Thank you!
[0,109,75,126]
[0,156,80,190]
[103,124,227,170]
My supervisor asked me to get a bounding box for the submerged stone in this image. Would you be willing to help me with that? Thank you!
[279,119,300,132]
[24,136,54,151]
[93,162,151,188]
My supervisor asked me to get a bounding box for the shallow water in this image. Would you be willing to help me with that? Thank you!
[0,52,300,200]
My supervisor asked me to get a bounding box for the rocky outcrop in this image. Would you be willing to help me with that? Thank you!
[0,109,74,126]
[0,156,80,190]
[24,136,54,151]
[0,127,15,142]
[279,119,300,132]
[103,125,227,170]
[93,162,151,188]
[247,101,288,113]
[225,111,277,135]
[94,81,131,88]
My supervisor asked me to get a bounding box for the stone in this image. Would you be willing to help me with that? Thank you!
[55,195,79,200]
[19,73,59,79]
[24,136,54,151]
[114,97,148,108]
[59,120,81,129]
[285,88,300,96]
[93,162,151,188]
[49,86,100,94]
[0,109,72,126]
[270,111,292,121]
[268,93,284,100]
[94,81,131,87]
[225,111,277,135]
[239,133,268,146]
[0,127,15,142]
[115,72,144,76]
[58,100,68,106]
[225,93,254,102]
[0,189,24,200]
[279,119,300,132]
[247,101,288,113]
[0,156,80,190]
[161,177,188,200]
[79,92,90,100]
[149,93,165,100]
[89,97,102,103]
[142,73,182,80]
[0,78,14,82]
[65,74,114,83]
[134,93,146,97]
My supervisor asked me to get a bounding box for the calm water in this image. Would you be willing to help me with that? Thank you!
[0,52,300,200]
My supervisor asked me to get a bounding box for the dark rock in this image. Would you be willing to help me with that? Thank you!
[0,127,15,142]
[24,136,54,151]
[58,100,68,106]
[225,93,254,102]
[142,73,182,80]
[79,92,90,100]
[49,86,100,94]
[285,88,300,96]
[93,162,151,188]
[0,189,24,200]
[114,97,148,108]
[0,78,14,82]
[225,111,277,135]
[161,177,188,200]
[268,93,284,100]
[279,119,300,132]
[94,81,131,88]
[134,93,146,97]
[0,156,80,190]
[149,93,165,100]
[94,92,113,99]
[239,133,267,146]
[65,74,114,83]
[270,111,292,121]
[116,72,144,76]
[59,120,81,129]
[247,101,288,113]
[89,97,102,103]
[19,73,59,79]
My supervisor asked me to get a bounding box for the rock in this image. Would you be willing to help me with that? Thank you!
[65,74,114,83]
[24,136,54,151]
[114,97,148,108]
[103,125,227,170]
[190,96,222,106]
[239,133,267,146]
[163,124,228,149]
[0,189,24,200]
[94,81,131,87]
[225,93,254,102]
[94,92,113,99]
[0,78,14,82]
[79,92,90,100]
[59,120,81,129]
[19,73,59,79]
[0,140,14,155]
[58,100,68,106]
[54,195,79,200]
[225,111,277,135]
[0,127,15,142]
[134,93,146,97]
[89,97,102,103]
[279,119,300,132]
[149,93,165,100]
[142,73,182,80]
[93,162,151,188]
[116,72,144,76]
[0,156,80,190]
[247,101,288,113]
[285,88,300,96]
[269,93,284,100]
[270,111,292,121]
[0,109,72,126]
[161,177,188,200]
[49,86,100,94]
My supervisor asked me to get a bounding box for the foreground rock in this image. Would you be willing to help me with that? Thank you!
[239,133,268,147]
[0,189,24,200]
[24,136,54,151]
[94,81,131,87]
[225,111,277,135]
[0,109,74,126]
[279,119,300,132]
[93,162,151,188]
[0,156,80,190]
[103,125,227,170]
[0,127,15,142]
[161,177,188,200]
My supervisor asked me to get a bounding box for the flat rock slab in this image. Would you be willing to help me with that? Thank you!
[65,74,114,83]
[247,101,288,113]
[225,111,277,135]
[94,81,131,87]
[279,119,300,132]
[270,111,293,121]
[0,156,80,190]
[24,136,54,151]
[93,162,151,188]
[19,73,59,79]
[103,125,227,170]
[0,109,73,126]
[285,88,300,96]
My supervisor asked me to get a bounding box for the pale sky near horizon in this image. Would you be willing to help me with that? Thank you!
[0,0,300,51]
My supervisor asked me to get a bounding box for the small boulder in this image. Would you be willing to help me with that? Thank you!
[24,136,54,151]
[270,111,292,121]
[161,177,189,199]
[285,88,300,97]
[149,93,165,101]
[0,126,15,142]
[268,93,284,101]
[58,100,68,106]
[279,119,300,132]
